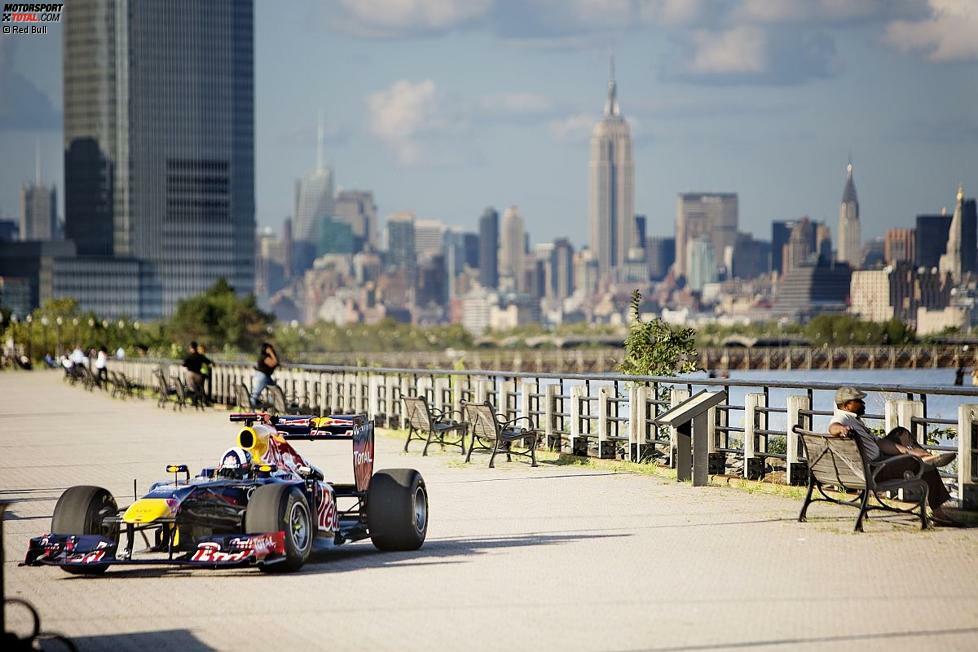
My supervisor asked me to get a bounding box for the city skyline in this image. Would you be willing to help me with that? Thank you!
[1,1,977,249]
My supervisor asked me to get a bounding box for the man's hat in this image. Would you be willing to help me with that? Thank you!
[835,386,867,405]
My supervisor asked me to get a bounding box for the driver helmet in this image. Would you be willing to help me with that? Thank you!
[220,447,252,471]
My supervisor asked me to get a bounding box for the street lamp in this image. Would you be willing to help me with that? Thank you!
[41,316,49,358]
[56,317,63,356]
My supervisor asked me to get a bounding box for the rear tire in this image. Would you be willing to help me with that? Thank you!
[51,485,118,575]
[245,484,312,572]
[367,469,427,551]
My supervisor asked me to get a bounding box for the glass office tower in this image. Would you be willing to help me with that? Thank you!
[64,0,254,315]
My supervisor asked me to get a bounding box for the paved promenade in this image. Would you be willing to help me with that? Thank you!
[2,372,978,651]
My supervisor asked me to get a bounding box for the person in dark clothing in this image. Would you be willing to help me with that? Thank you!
[954,366,965,386]
[250,342,279,407]
[181,341,212,398]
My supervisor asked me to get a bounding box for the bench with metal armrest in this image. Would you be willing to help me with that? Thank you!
[463,401,539,468]
[793,427,929,532]
[402,395,467,456]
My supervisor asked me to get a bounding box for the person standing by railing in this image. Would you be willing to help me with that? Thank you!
[250,342,279,408]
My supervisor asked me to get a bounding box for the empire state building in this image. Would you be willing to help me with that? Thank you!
[589,59,635,281]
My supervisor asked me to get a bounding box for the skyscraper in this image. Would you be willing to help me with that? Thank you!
[63,0,255,315]
[20,183,56,241]
[675,193,737,280]
[940,185,968,283]
[915,213,952,269]
[499,206,525,292]
[385,212,416,272]
[550,238,575,301]
[334,190,378,251]
[414,220,446,259]
[647,237,675,281]
[686,237,716,292]
[294,121,335,273]
[884,228,916,265]
[589,58,634,280]
[478,207,499,289]
[837,161,861,267]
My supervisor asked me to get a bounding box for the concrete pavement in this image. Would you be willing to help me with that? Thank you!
[2,371,978,651]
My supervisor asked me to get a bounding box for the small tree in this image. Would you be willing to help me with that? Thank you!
[619,290,698,377]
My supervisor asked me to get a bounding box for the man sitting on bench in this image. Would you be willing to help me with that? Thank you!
[829,387,957,525]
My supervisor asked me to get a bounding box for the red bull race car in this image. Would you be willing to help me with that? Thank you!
[23,413,428,574]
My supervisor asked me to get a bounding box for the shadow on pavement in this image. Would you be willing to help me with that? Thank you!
[65,629,214,652]
[57,532,629,580]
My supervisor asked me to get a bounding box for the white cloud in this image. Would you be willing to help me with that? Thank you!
[686,25,767,75]
[884,0,978,62]
[366,79,443,163]
[335,0,491,37]
[548,113,596,143]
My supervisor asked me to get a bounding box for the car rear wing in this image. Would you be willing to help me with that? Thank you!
[229,413,374,493]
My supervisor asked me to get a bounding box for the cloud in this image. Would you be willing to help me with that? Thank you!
[884,0,978,62]
[672,25,837,85]
[735,0,897,24]
[686,25,766,75]
[0,38,60,130]
[366,79,471,164]
[331,0,491,37]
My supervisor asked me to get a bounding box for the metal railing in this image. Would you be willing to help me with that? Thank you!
[112,359,978,508]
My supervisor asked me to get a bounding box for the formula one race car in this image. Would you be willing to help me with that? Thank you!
[23,413,427,574]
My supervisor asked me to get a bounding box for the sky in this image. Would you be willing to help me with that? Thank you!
[1,0,977,249]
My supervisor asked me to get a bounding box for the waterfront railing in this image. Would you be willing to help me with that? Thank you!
[115,359,978,509]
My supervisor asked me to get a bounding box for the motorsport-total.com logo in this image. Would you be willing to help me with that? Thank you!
[2,3,63,35]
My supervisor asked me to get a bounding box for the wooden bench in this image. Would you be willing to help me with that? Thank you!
[793,427,929,532]
[402,396,466,456]
[462,401,539,468]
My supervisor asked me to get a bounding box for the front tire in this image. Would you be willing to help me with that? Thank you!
[245,484,312,572]
[367,469,428,551]
[51,485,118,575]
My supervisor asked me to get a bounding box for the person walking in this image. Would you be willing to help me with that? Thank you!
[250,342,279,408]
[94,346,109,385]
[181,341,211,402]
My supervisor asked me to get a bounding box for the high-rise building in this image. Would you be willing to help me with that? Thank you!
[964,195,978,277]
[548,238,575,301]
[462,232,479,270]
[686,237,716,292]
[20,183,57,241]
[862,238,886,268]
[589,58,634,280]
[334,190,378,252]
[783,218,817,275]
[386,212,416,272]
[675,193,737,281]
[574,248,599,299]
[774,261,852,319]
[499,206,525,292]
[647,237,675,281]
[414,220,446,259]
[728,233,771,280]
[884,228,916,265]
[633,215,647,250]
[63,0,255,316]
[916,213,952,269]
[771,221,793,275]
[837,161,861,267]
[940,185,969,283]
[478,207,499,289]
[317,216,355,257]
